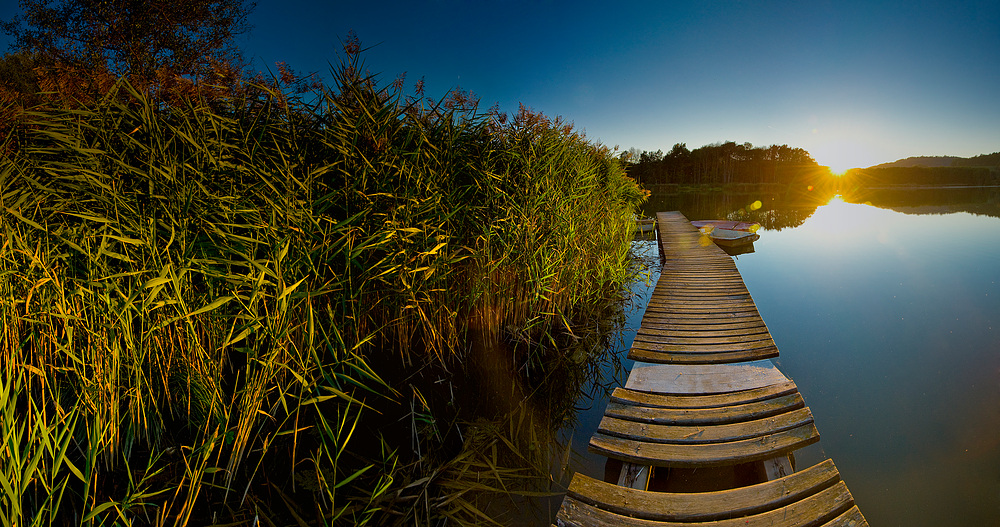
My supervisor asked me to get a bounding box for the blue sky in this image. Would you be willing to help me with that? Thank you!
[3,0,998,171]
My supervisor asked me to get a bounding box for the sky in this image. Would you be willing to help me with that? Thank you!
[2,0,998,172]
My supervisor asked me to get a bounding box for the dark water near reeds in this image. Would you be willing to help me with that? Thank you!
[545,186,1000,526]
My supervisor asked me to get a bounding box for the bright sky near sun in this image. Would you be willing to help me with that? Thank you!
[2,1,998,171]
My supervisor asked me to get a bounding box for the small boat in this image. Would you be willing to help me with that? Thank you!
[699,226,760,247]
[690,220,760,233]
[636,217,656,233]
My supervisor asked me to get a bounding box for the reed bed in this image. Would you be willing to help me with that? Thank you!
[0,50,646,525]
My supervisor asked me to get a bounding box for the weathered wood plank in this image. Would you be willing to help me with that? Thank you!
[629,340,777,353]
[557,480,852,526]
[603,393,805,426]
[653,287,748,294]
[643,304,760,313]
[597,407,814,444]
[610,381,799,409]
[565,458,841,522]
[588,422,821,467]
[641,308,762,318]
[633,332,773,345]
[627,347,780,364]
[635,320,768,331]
[657,276,745,282]
[822,505,870,526]
[636,319,766,330]
[658,272,740,279]
[645,300,759,310]
[625,361,789,394]
[651,293,752,301]
[637,326,771,338]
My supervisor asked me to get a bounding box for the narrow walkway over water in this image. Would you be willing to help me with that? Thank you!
[556,212,868,526]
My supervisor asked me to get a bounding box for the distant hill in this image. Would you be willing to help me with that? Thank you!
[872,156,960,168]
[844,151,1000,187]
[872,152,1000,169]
[956,152,1000,167]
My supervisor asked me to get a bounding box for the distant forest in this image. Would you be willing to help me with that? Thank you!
[622,142,829,186]
[845,151,1000,187]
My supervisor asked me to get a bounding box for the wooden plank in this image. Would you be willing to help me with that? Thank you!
[629,340,778,353]
[565,458,841,522]
[656,277,746,284]
[627,347,779,364]
[654,283,747,290]
[636,320,768,331]
[644,299,759,309]
[822,505,870,526]
[625,361,789,394]
[659,262,733,268]
[658,273,740,277]
[659,271,739,278]
[630,340,777,353]
[652,282,746,289]
[597,407,814,444]
[557,480,853,526]
[633,332,774,345]
[651,284,748,292]
[641,309,762,319]
[645,299,758,310]
[637,326,771,338]
[640,312,764,323]
[652,288,750,302]
[588,422,821,468]
[660,261,737,267]
[638,319,766,330]
[610,381,799,409]
[603,393,805,426]
[657,277,746,283]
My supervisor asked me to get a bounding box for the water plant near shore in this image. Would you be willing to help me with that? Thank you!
[0,44,645,525]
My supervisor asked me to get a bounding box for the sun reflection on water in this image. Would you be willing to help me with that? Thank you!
[801,194,891,237]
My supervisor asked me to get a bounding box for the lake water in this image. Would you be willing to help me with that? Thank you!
[555,187,1000,526]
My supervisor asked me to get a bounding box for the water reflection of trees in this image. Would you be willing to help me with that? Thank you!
[840,186,1000,218]
[372,259,641,525]
[643,186,1000,235]
[642,185,837,231]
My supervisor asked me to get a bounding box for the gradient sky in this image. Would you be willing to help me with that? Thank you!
[3,1,998,171]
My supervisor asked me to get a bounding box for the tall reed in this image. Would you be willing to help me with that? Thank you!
[0,47,645,525]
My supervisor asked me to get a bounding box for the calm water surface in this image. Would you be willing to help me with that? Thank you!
[556,190,1000,526]
[738,196,1000,526]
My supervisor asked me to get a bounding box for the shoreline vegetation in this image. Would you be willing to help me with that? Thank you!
[0,44,648,525]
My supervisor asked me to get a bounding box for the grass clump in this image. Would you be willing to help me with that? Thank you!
[0,44,645,525]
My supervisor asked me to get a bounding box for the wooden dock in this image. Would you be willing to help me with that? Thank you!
[555,212,868,526]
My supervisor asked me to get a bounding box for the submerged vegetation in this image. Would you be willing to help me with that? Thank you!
[0,41,646,525]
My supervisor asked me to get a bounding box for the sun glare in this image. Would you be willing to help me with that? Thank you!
[804,194,885,237]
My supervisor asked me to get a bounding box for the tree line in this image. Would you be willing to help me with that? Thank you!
[954,151,1000,168]
[622,141,830,186]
